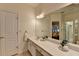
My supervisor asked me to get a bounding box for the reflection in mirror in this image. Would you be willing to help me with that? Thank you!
[35,16,51,39]
[61,4,79,45]
[35,4,79,45]
[65,21,73,43]
[52,22,59,40]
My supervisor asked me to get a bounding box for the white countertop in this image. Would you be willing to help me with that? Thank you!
[28,36,79,56]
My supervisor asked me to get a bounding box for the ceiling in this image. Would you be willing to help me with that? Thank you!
[34,3,72,15]
[0,3,39,8]
[56,4,79,13]
[0,3,71,9]
[0,3,71,14]
[26,3,39,8]
[40,3,71,14]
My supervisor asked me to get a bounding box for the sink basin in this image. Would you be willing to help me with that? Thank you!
[39,37,48,41]
[58,45,69,52]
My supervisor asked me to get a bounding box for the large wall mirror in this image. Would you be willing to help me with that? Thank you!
[35,4,79,45]
[60,4,79,45]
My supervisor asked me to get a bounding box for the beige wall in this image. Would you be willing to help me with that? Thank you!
[64,12,79,21]
[0,4,36,53]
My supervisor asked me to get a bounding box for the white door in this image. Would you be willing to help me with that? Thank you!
[0,11,18,56]
[0,11,6,56]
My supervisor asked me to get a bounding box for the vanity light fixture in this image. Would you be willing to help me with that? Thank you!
[36,12,45,19]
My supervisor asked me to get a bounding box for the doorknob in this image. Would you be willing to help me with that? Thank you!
[0,37,5,39]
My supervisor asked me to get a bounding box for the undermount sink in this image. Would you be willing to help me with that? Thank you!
[58,45,69,52]
[38,37,47,41]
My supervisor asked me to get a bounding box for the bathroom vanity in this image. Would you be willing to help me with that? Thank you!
[27,36,79,56]
[28,4,79,56]
[27,37,51,56]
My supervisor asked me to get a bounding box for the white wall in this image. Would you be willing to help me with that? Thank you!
[18,8,36,53]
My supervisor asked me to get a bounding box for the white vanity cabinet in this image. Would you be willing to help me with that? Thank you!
[27,38,79,56]
[27,39,36,56]
[35,44,51,56]
[27,39,51,56]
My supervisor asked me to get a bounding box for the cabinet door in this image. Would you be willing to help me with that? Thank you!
[30,42,36,56]
[27,40,36,56]
[27,40,31,51]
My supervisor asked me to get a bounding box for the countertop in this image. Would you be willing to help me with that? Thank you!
[28,36,79,56]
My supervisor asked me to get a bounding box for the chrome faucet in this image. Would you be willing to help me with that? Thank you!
[60,40,68,47]
[58,40,69,52]
[40,36,48,41]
